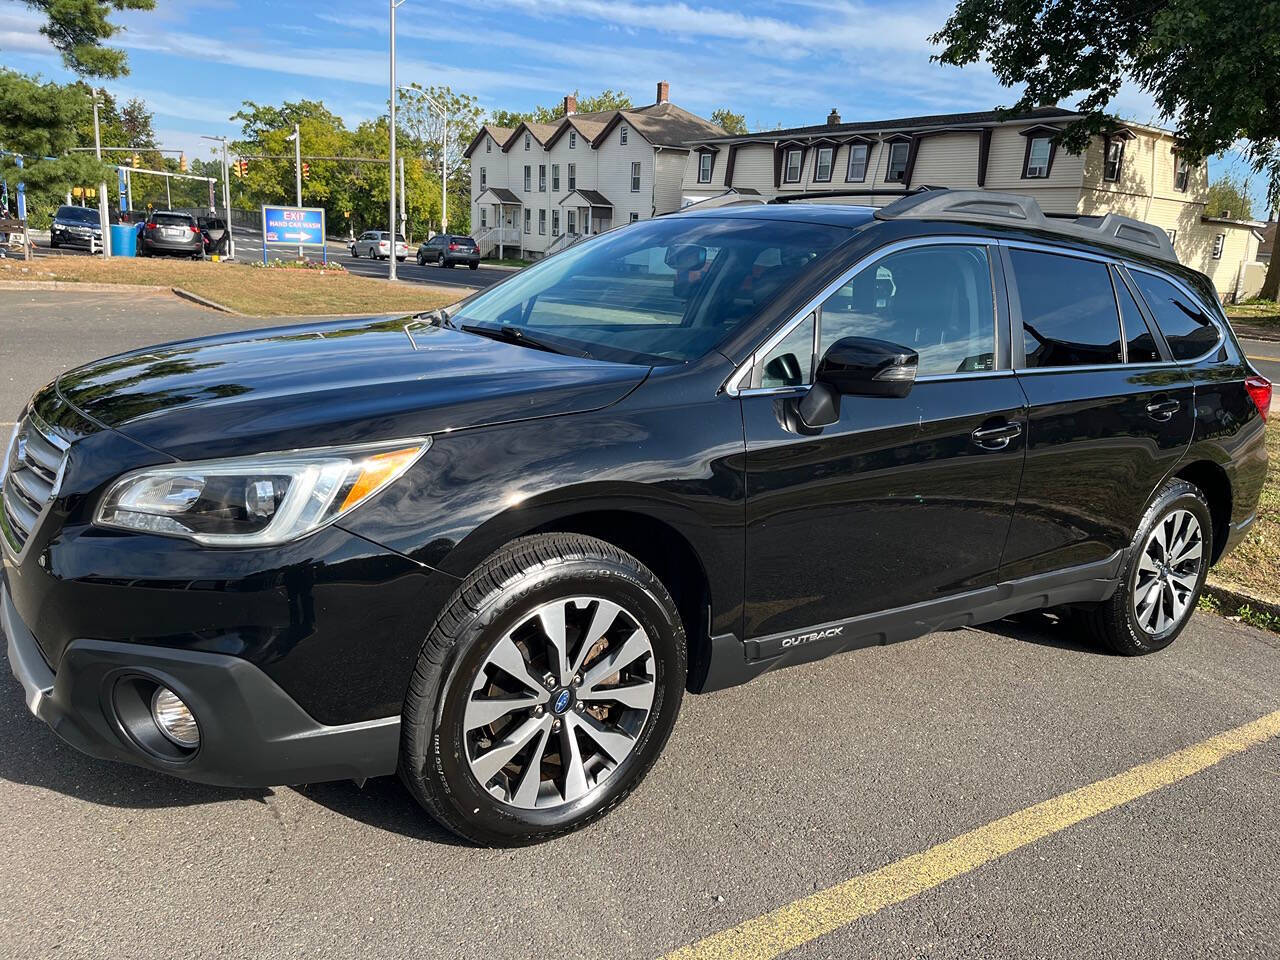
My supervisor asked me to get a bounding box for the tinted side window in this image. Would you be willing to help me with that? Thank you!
[1113,268,1161,363]
[1128,270,1220,361]
[758,313,815,388]
[818,244,995,376]
[1010,249,1122,368]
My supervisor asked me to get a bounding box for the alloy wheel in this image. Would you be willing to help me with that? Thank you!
[462,596,657,810]
[1132,508,1203,635]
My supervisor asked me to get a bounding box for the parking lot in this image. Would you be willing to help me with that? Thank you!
[2,291,1279,959]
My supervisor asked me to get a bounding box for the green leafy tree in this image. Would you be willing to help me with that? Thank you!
[490,89,636,128]
[930,0,1280,296]
[397,84,483,190]
[1206,173,1255,220]
[17,0,156,78]
[487,109,533,129]
[710,108,747,135]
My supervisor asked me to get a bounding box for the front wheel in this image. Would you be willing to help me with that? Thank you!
[1079,478,1212,654]
[469,263,479,271]
[400,533,686,846]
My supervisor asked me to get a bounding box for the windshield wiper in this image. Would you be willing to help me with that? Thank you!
[459,323,593,359]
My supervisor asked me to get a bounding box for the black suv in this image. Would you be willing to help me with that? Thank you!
[2,190,1269,846]
[417,233,480,269]
[49,205,103,252]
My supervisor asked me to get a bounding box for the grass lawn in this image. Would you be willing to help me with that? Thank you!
[1208,423,1279,608]
[483,257,532,268]
[1226,299,1280,340]
[0,256,463,317]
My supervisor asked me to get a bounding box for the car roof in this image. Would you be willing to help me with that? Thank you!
[670,202,878,229]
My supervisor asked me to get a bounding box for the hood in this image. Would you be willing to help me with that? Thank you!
[56,316,648,460]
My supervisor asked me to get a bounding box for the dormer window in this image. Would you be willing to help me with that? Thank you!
[620,126,628,145]
[1024,137,1052,178]
[698,152,713,183]
[885,141,909,182]
[783,149,802,183]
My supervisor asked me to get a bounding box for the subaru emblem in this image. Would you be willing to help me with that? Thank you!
[553,689,571,714]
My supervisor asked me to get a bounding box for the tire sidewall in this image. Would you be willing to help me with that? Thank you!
[420,556,684,844]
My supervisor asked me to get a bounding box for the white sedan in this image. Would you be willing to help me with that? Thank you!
[349,230,408,261]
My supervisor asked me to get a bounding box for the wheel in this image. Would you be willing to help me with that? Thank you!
[469,263,479,271]
[49,236,59,249]
[1079,478,1211,654]
[417,254,425,266]
[400,533,686,846]
[350,247,358,258]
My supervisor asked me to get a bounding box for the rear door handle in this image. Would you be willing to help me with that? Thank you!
[971,421,1023,449]
[1146,398,1181,421]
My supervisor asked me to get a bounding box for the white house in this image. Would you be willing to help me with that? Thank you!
[465,82,724,259]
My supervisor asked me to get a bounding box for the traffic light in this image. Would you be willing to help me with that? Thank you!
[179,153,188,173]
[302,162,311,181]
[239,159,249,177]
[232,159,248,178]
[131,154,140,169]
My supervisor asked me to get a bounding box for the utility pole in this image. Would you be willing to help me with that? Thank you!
[399,84,448,237]
[202,134,236,259]
[399,154,406,241]
[388,0,408,281]
[92,94,112,258]
[288,123,303,258]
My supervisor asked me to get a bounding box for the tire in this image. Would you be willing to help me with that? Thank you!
[1079,478,1212,655]
[400,533,686,846]
[350,247,358,258]
[49,237,59,249]
[416,254,425,266]
[469,263,479,271]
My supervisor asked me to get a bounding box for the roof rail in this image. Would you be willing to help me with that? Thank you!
[768,185,942,204]
[874,189,1177,263]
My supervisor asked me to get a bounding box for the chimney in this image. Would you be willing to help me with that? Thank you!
[827,108,841,126]
[656,81,670,105]
[563,94,577,116]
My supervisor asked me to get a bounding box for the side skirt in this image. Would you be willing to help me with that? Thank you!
[693,552,1122,693]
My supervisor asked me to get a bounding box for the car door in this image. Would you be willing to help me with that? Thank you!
[996,243,1194,582]
[740,239,1028,648]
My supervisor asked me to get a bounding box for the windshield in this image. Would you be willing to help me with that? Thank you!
[452,216,847,364]
[57,206,100,223]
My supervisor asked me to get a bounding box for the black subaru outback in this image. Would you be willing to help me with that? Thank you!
[2,189,1269,846]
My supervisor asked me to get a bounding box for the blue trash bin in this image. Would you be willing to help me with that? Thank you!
[110,223,137,257]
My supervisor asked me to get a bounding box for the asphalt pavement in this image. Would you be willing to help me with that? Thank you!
[1,290,1279,960]
[1241,336,1280,381]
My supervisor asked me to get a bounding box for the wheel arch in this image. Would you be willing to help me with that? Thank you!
[1174,459,1232,564]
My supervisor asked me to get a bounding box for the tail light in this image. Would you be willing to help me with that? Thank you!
[145,222,156,230]
[190,226,201,234]
[1245,374,1272,422]
[449,243,458,251]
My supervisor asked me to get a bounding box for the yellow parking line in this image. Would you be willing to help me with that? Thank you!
[1247,354,1280,363]
[661,708,1280,960]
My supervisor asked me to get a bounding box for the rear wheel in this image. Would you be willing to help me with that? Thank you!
[400,533,686,846]
[1079,479,1211,654]
[469,263,479,271]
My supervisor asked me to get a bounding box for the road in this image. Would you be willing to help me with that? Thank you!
[1,291,1279,960]
[1241,336,1280,381]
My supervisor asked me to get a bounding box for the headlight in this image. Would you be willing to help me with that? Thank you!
[95,438,430,546]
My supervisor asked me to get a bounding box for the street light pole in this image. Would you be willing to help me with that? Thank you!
[201,134,236,259]
[92,94,112,259]
[399,84,448,237]
[388,0,408,282]
[288,123,303,259]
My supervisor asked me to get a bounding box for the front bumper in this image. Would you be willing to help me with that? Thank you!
[3,583,400,787]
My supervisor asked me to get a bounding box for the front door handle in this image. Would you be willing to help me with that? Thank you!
[1146,398,1181,422]
[971,420,1023,449]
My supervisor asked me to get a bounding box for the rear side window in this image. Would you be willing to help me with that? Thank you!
[1010,249,1122,367]
[1113,268,1161,363]
[1128,270,1220,361]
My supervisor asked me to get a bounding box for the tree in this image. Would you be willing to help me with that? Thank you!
[488,89,636,128]
[487,109,533,130]
[930,0,1280,297]
[397,84,483,186]
[18,0,156,78]
[710,108,747,135]
[1206,173,1255,221]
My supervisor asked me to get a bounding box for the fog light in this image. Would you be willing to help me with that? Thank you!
[151,687,200,748]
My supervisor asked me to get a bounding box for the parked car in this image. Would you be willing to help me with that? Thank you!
[2,189,1269,847]
[349,230,408,261]
[137,211,204,259]
[49,205,103,252]
[418,234,480,269]
[197,216,230,256]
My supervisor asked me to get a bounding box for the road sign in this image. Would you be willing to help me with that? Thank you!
[262,205,326,246]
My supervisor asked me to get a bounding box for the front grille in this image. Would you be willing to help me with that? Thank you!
[1,412,69,556]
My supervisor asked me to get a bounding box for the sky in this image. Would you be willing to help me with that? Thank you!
[0,0,1266,214]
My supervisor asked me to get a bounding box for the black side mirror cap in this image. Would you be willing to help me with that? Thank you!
[816,336,918,398]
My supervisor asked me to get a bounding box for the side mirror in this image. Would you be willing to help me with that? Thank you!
[816,336,918,398]
[664,244,707,271]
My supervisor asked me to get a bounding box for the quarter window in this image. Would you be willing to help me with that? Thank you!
[1128,271,1220,361]
[759,313,816,388]
[631,161,641,192]
[1113,267,1162,363]
[1025,137,1052,178]
[1010,249,1122,368]
[817,244,996,376]
[1104,139,1124,181]
[698,152,713,183]
[783,149,802,183]
[814,147,834,183]
[845,143,868,182]
[885,141,909,182]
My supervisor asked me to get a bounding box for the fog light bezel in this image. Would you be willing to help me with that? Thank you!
[111,676,202,762]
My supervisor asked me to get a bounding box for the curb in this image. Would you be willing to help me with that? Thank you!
[0,279,169,294]
[1203,579,1280,622]
[171,286,243,315]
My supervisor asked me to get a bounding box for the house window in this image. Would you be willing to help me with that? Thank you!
[485,139,491,153]
[570,131,577,149]
[539,164,546,191]
[620,126,628,145]
[845,143,868,182]
[523,165,531,192]
[479,166,487,189]
[783,149,802,183]
[524,132,530,150]
[631,161,641,192]
[814,146,834,183]
[552,164,560,191]
[1174,155,1190,192]
[568,163,576,190]
[1024,137,1052,178]
[698,152,713,183]
[567,209,576,234]
[524,209,531,233]
[1104,139,1124,181]
[1212,234,1225,259]
[480,208,487,228]
[1167,228,1177,247]
[629,212,639,223]
[539,209,546,235]
[552,210,560,235]
[885,141,909,182]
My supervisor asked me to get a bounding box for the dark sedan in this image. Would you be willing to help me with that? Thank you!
[417,233,480,269]
[138,212,204,259]
[49,205,103,252]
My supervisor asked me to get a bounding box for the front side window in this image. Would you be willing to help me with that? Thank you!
[539,165,547,192]
[631,161,641,192]
[1113,267,1161,363]
[1104,139,1124,181]
[452,217,846,365]
[817,244,995,376]
[568,163,576,190]
[1025,137,1052,178]
[814,147,834,183]
[885,141,909,182]
[846,143,868,182]
[523,165,531,192]
[552,164,560,191]
[1174,155,1190,192]
[783,149,802,183]
[759,313,816,388]
[698,152,713,183]
[1129,270,1220,360]
[1010,249,1122,367]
